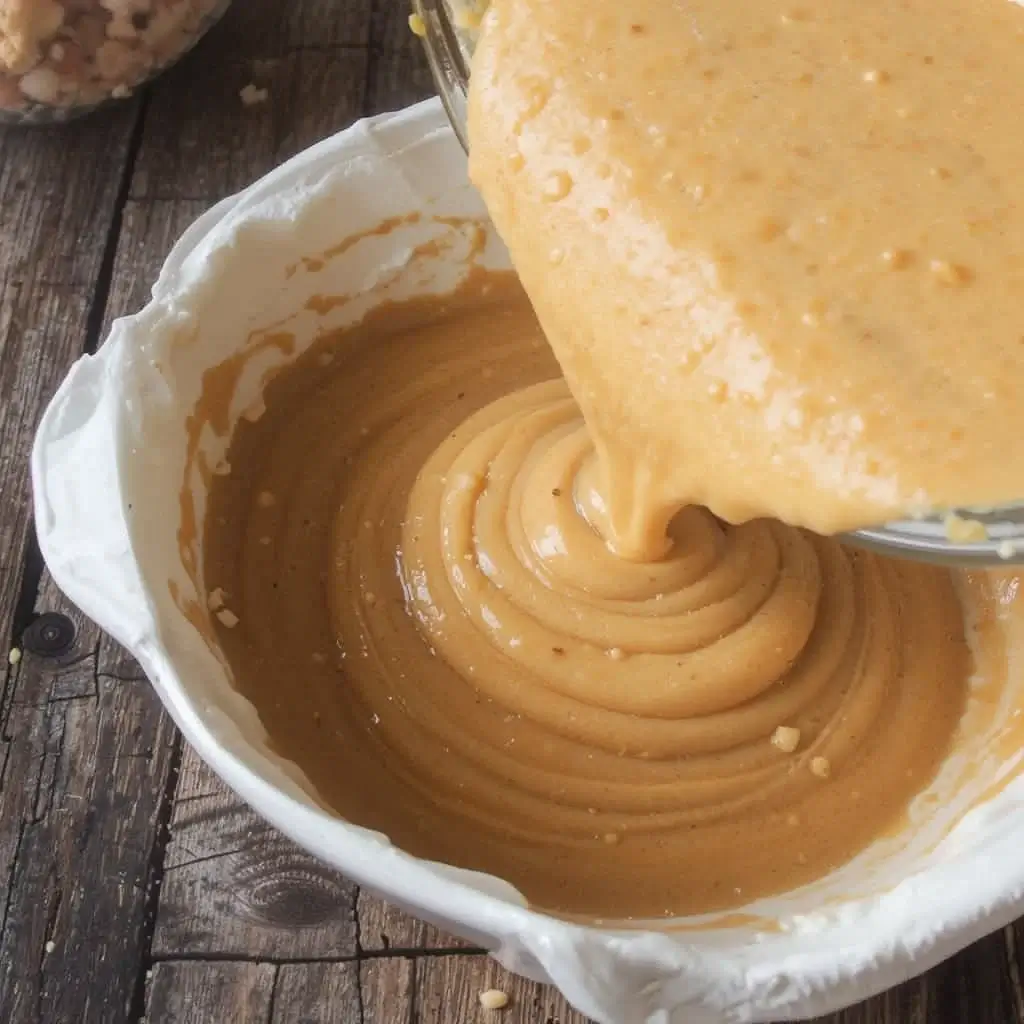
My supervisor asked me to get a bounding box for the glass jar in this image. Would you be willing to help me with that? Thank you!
[412,0,481,150]
[0,0,232,125]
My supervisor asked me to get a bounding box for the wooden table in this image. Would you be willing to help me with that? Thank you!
[1,3,1022,1022]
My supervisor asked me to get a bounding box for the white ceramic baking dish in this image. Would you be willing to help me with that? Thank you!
[31,98,1024,1024]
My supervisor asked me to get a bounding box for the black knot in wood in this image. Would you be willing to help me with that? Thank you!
[22,612,76,657]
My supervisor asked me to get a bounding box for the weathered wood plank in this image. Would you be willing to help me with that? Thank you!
[273,962,362,1022]
[807,928,1024,1024]
[0,576,178,1024]
[131,46,369,200]
[0,194,211,1024]
[153,744,358,959]
[144,958,411,1024]
[0,101,140,666]
[357,889,479,954]
[0,91,147,1024]
[3,3,380,1020]
[366,0,435,112]
[215,0,373,54]
[824,981,928,1024]
[414,954,592,1024]
[1002,922,1024,1024]
[145,960,276,1022]
[361,957,415,1024]
[912,929,1021,1024]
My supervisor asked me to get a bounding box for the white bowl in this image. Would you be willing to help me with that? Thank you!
[31,98,1024,1024]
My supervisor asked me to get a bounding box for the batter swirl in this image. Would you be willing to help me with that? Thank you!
[204,277,970,920]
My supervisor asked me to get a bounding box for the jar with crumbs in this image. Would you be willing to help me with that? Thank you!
[0,0,231,124]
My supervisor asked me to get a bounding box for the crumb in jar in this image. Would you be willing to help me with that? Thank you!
[810,756,831,779]
[944,512,988,544]
[0,0,64,75]
[1,0,229,116]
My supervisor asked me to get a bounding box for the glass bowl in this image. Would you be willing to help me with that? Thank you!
[0,0,232,125]
[412,0,476,149]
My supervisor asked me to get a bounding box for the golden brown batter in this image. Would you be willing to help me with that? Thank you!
[203,275,970,920]
[468,0,1024,549]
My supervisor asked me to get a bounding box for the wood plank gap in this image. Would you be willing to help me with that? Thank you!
[149,945,485,966]
[82,94,151,356]
[360,945,488,960]
[126,732,183,1024]
[264,964,282,1024]
[5,534,42,654]
[404,952,417,1024]
[152,953,362,966]
[96,671,149,685]
[354,886,365,955]
[0,821,27,942]
[354,958,367,1024]
[352,888,368,1024]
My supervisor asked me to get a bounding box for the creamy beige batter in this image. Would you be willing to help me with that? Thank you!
[202,275,970,920]
[468,0,1024,551]
[197,0,1024,921]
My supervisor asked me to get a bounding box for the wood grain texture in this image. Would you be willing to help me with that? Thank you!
[0,194,208,1024]
[145,961,276,1023]
[144,958,413,1024]
[131,47,369,201]
[0,102,140,656]
[361,958,416,1024]
[0,576,177,1024]
[366,0,435,112]
[273,962,362,1023]
[2,2,377,1021]
[357,889,480,954]
[0,94,154,1024]
[414,954,591,1024]
[153,746,358,960]
[215,0,374,54]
